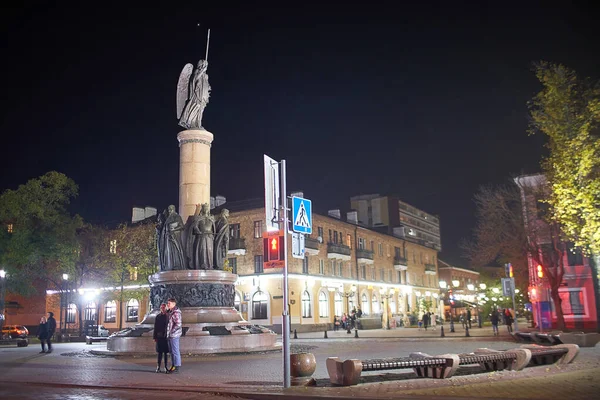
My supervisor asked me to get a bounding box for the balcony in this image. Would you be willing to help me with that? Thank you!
[304,236,320,256]
[393,256,408,271]
[327,242,351,261]
[424,263,437,275]
[227,237,246,256]
[356,249,374,265]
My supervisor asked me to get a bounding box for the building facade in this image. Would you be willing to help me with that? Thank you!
[350,194,441,251]
[226,204,441,332]
[437,260,481,321]
[515,174,598,331]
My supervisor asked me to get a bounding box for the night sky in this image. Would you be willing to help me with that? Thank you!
[1,3,598,266]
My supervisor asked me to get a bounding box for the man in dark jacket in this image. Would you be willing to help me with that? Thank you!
[46,312,57,353]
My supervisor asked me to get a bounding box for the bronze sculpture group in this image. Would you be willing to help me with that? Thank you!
[156,203,229,271]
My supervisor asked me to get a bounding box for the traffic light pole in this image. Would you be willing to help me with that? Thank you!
[511,278,519,332]
[280,159,291,389]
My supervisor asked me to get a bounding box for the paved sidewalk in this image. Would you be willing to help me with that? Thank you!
[1,325,598,399]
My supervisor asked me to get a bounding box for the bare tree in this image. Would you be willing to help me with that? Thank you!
[463,179,568,329]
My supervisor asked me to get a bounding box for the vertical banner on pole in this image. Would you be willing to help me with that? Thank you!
[264,155,280,232]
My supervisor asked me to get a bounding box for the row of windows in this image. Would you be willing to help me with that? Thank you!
[62,299,140,323]
[241,221,436,266]
[249,255,437,287]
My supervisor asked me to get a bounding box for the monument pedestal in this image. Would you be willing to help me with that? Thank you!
[178,129,213,223]
[106,270,278,354]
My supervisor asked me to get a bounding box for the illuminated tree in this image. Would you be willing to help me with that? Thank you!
[529,61,600,255]
[0,172,83,295]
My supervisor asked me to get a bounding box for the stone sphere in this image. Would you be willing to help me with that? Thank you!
[290,352,317,377]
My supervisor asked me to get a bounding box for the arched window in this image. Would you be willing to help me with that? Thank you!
[84,302,97,322]
[104,301,116,322]
[319,291,329,318]
[334,292,343,317]
[66,303,76,323]
[302,290,312,318]
[361,293,369,315]
[126,299,139,322]
[234,292,241,312]
[252,291,268,319]
[372,294,380,314]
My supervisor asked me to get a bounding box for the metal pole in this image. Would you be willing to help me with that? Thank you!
[281,159,291,388]
[511,278,519,332]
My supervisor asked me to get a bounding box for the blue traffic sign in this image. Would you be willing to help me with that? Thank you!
[292,197,312,234]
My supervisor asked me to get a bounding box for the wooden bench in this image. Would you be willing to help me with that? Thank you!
[325,344,577,386]
[326,354,457,386]
[522,344,579,366]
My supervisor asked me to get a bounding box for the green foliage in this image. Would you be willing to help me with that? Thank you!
[530,62,600,255]
[96,221,158,287]
[419,298,433,313]
[0,172,83,295]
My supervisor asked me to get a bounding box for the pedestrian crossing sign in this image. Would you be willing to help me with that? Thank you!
[292,197,312,234]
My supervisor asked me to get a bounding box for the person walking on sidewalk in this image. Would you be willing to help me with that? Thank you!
[430,313,437,330]
[467,308,472,329]
[166,298,182,374]
[46,312,56,353]
[491,309,500,336]
[153,303,169,373]
[38,316,49,353]
[504,308,514,334]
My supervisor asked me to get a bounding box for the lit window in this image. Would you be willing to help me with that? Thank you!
[234,292,241,312]
[334,292,343,317]
[84,302,97,322]
[7,224,13,233]
[371,294,380,314]
[110,240,117,254]
[361,293,369,315]
[252,291,268,319]
[126,299,139,322]
[104,301,116,322]
[253,221,262,238]
[319,291,329,318]
[302,290,312,318]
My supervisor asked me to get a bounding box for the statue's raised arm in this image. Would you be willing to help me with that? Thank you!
[177,59,211,130]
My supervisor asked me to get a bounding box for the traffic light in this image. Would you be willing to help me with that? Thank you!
[505,263,513,278]
[537,264,544,278]
[263,235,284,262]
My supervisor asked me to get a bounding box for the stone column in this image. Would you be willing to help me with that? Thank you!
[178,129,213,223]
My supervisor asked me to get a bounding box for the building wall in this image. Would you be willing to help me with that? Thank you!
[228,207,440,331]
[515,174,598,331]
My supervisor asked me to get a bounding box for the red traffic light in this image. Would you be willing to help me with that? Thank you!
[264,236,284,262]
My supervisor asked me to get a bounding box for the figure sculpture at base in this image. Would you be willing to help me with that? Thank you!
[157,205,186,271]
[192,203,215,270]
[213,209,230,270]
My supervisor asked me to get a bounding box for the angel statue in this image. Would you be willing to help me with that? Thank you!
[177,59,211,130]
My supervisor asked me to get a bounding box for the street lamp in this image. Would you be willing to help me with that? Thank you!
[61,274,69,334]
[0,269,6,331]
[379,288,395,330]
[339,284,356,333]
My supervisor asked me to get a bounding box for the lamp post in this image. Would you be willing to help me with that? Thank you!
[0,269,6,331]
[379,288,394,330]
[61,274,69,334]
[340,284,356,333]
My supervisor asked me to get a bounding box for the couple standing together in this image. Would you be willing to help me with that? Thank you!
[153,298,182,373]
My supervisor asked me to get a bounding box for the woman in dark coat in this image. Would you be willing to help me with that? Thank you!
[38,316,49,353]
[153,303,169,372]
